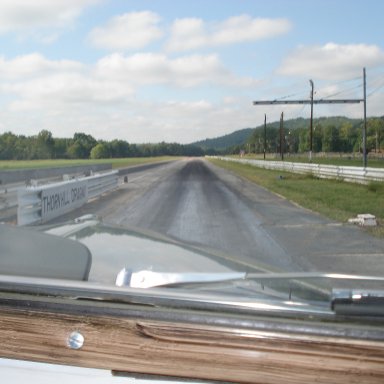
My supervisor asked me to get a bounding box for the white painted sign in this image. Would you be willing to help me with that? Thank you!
[18,171,118,225]
[41,181,88,222]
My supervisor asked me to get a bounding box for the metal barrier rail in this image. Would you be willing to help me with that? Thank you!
[214,157,384,184]
[86,171,119,200]
[17,171,118,226]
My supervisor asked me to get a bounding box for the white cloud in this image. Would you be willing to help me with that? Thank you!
[166,18,206,52]
[0,0,99,33]
[0,51,257,120]
[0,53,133,115]
[0,47,264,142]
[95,52,257,87]
[95,52,171,84]
[0,53,83,79]
[85,98,259,143]
[212,15,291,45]
[88,11,163,50]
[158,100,213,117]
[278,43,384,80]
[0,91,258,143]
[5,73,134,111]
[166,15,291,52]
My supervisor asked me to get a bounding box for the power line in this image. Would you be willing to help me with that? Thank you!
[252,68,367,166]
[319,83,363,99]
[367,78,384,97]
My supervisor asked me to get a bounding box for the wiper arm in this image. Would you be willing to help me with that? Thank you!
[115,270,334,289]
[116,270,384,316]
[116,270,384,288]
[331,289,384,317]
[116,269,246,288]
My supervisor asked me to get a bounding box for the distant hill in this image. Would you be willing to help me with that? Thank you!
[254,116,361,132]
[191,116,363,152]
[191,128,253,151]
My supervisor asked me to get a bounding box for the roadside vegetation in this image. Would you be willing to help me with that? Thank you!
[0,131,203,160]
[209,158,384,237]
[2,116,383,161]
[237,153,384,168]
[245,116,384,155]
[0,157,177,171]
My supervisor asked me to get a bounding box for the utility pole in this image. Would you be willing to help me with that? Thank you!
[253,71,365,165]
[264,114,267,160]
[363,67,367,167]
[280,112,284,160]
[309,80,314,161]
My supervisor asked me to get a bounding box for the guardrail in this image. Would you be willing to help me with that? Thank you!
[0,163,112,184]
[17,171,118,226]
[214,157,384,184]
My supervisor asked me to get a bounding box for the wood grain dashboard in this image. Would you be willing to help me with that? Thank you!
[1,299,384,384]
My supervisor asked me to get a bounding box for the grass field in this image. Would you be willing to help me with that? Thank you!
[0,156,178,171]
[239,154,384,168]
[210,158,384,237]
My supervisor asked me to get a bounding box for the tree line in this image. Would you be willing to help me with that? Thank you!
[0,131,205,160]
[1,116,383,160]
[242,116,384,156]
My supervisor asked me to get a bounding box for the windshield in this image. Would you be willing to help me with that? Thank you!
[1,1,384,323]
[2,3,384,383]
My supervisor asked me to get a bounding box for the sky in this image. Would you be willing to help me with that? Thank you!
[0,0,383,144]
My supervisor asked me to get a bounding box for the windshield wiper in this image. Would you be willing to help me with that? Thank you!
[116,268,246,288]
[331,289,384,317]
[116,270,384,313]
[116,270,384,289]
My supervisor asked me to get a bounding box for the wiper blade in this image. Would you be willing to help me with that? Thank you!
[331,289,384,317]
[116,269,246,288]
[116,270,384,290]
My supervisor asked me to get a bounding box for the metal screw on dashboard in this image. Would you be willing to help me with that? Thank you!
[67,331,84,350]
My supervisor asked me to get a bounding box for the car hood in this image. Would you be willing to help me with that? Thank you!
[44,217,240,285]
[1,216,383,319]
[40,216,384,316]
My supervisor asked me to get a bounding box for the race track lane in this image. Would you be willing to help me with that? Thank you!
[101,158,384,275]
[48,158,384,275]
[112,159,295,271]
